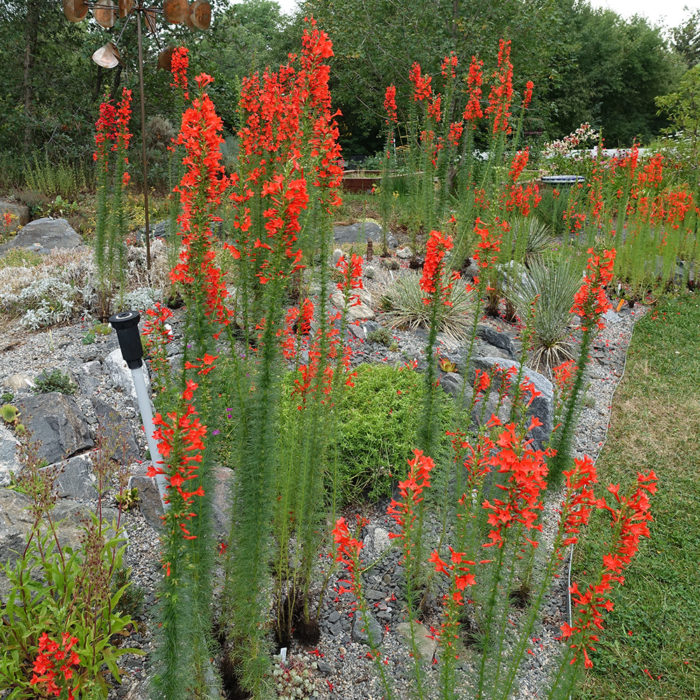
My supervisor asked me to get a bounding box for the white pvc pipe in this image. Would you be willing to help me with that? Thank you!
[131,364,169,510]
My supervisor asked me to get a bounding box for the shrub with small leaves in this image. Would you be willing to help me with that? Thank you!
[366,326,392,346]
[33,369,77,395]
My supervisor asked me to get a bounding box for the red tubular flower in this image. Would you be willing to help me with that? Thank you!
[481,423,548,548]
[463,56,484,125]
[428,93,442,122]
[332,516,365,596]
[170,46,189,100]
[485,39,514,134]
[472,218,501,270]
[93,97,118,167]
[172,74,232,333]
[148,383,207,540]
[420,229,455,304]
[522,80,534,110]
[570,248,616,330]
[387,450,435,554]
[561,471,657,668]
[441,52,458,79]
[384,85,398,124]
[409,62,432,102]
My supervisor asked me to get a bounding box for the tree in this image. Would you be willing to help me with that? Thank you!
[543,2,683,146]
[670,7,700,68]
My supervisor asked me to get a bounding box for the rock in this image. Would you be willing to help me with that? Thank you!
[332,248,344,265]
[327,610,341,624]
[0,488,120,600]
[333,221,384,244]
[104,349,151,402]
[0,425,20,487]
[211,465,234,537]
[130,466,164,531]
[439,372,465,398]
[331,291,375,321]
[348,323,365,339]
[92,397,141,463]
[380,257,400,271]
[602,309,621,325]
[316,661,333,675]
[477,325,516,359]
[0,217,83,255]
[396,246,412,259]
[15,393,93,465]
[351,612,383,646]
[373,526,391,554]
[396,621,437,661]
[348,303,375,322]
[4,373,35,392]
[363,320,379,336]
[40,454,97,500]
[76,361,101,395]
[0,200,29,230]
[470,357,553,450]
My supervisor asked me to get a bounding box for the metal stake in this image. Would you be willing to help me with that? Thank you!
[136,8,152,270]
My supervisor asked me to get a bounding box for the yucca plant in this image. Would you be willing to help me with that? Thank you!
[508,216,553,266]
[382,271,473,341]
[505,253,583,374]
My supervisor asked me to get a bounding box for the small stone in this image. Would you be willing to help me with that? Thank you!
[327,610,341,624]
[373,526,391,554]
[351,613,383,646]
[396,621,436,661]
[365,588,384,601]
[396,246,412,259]
[317,661,333,675]
[4,373,35,392]
[332,248,344,265]
[104,349,151,402]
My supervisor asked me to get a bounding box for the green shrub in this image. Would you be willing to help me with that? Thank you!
[33,369,77,395]
[324,363,448,505]
[366,326,392,346]
[0,249,43,269]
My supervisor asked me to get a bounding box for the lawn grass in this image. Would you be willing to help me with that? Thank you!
[575,291,700,699]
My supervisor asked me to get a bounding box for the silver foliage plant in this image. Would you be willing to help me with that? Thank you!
[506,253,584,374]
[381,271,474,342]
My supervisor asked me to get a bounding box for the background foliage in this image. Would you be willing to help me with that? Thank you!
[0,0,697,186]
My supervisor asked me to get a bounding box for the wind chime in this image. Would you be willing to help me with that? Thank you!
[62,0,212,268]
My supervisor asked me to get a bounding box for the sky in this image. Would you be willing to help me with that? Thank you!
[588,0,694,28]
[274,0,694,28]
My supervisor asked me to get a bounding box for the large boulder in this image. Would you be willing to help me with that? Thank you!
[15,393,93,465]
[0,217,83,255]
[92,397,141,463]
[470,357,554,450]
[39,454,97,501]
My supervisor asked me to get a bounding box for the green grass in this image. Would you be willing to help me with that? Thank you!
[575,291,700,699]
